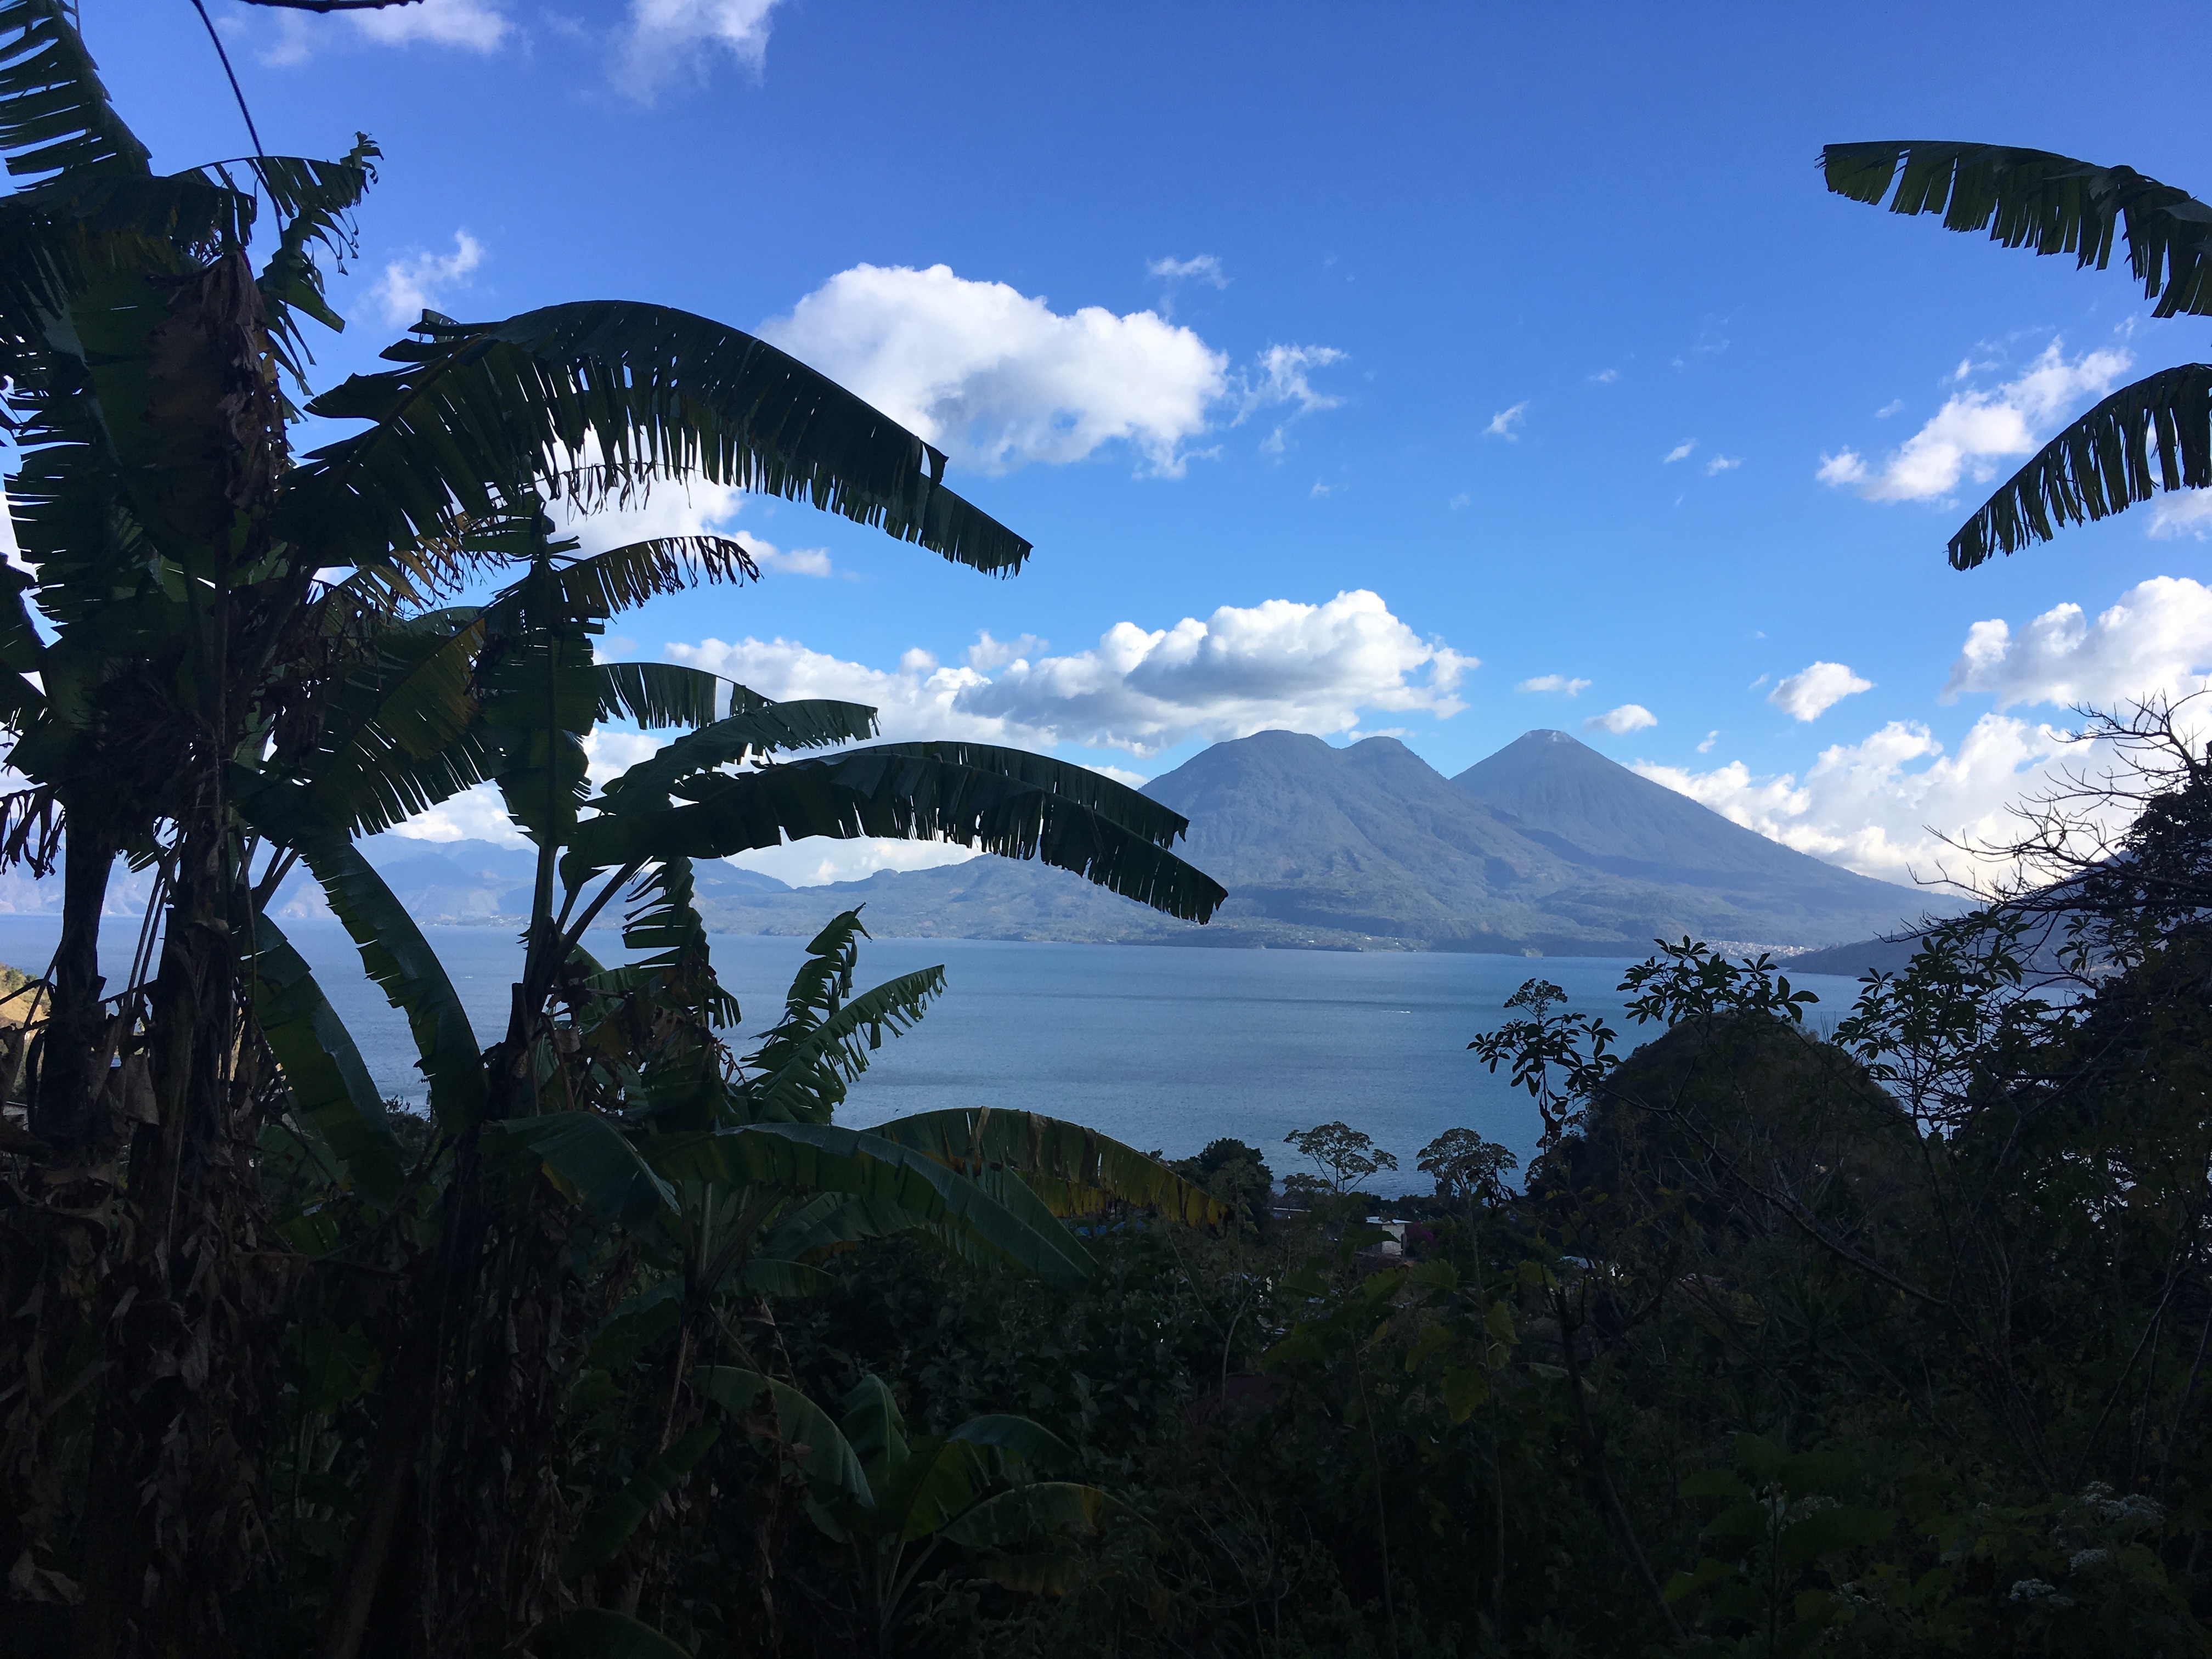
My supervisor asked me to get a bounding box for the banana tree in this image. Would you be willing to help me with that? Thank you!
[1823,142,2212,568]
[0,5,1224,1653]
[226,512,1222,1654]
[763,1370,1115,1655]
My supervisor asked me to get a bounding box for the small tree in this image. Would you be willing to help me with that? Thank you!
[1283,1120,1398,1199]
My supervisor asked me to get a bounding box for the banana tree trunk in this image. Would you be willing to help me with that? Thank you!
[31,806,117,1145]
[74,825,285,1659]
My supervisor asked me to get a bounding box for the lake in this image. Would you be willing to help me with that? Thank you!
[0,917,1869,1197]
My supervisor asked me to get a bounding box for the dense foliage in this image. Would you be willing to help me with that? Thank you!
[4,12,2209,1655]
[724,833,2212,1657]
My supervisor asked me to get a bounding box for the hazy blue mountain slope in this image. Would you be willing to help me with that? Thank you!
[1138,729,1955,952]
[0,734,1956,956]
[1453,731,1940,911]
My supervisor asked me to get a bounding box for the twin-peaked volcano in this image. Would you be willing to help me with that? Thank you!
[614,727,1953,954]
[1133,729,1947,952]
[112,728,1947,952]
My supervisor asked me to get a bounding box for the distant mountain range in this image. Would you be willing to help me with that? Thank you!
[0,729,1962,957]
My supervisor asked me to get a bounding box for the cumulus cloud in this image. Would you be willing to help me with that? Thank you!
[1769,661,1873,722]
[668,590,1472,758]
[1644,579,2212,888]
[1704,454,1741,475]
[1635,716,2076,887]
[1940,577,2212,710]
[1148,254,1228,288]
[967,631,1046,671]
[367,231,484,326]
[1516,674,1590,696]
[1589,368,1620,384]
[250,0,510,64]
[1697,730,1719,753]
[613,0,782,101]
[1484,402,1528,441]
[1585,703,1657,735]
[2147,489,2212,540]
[1663,439,1696,464]
[758,264,1339,476]
[1818,340,2131,503]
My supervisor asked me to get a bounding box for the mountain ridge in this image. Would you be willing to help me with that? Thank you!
[0,730,1960,956]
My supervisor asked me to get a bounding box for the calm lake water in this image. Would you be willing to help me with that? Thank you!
[0,917,1868,1197]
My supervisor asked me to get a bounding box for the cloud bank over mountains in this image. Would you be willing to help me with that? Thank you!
[1641,576,2212,887]
[1940,577,2212,712]
[669,590,1471,758]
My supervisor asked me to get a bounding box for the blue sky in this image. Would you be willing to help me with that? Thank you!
[71,0,2212,885]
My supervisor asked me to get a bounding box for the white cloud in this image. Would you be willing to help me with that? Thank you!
[1663,439,1696,464]
[1819,339,2131,503]
[967,631,1045,671]
[249,0,510,64]
[613,0,782,102]
[1703,454,1742,475]
[669,590,1472,758]
[760,264,1337,476]
[1875,398,1905,419]
[1516,674,1590,696]
[1635,715,2076,888]
[1238,344,1346,422]
[1940,577,2212,711]
[1769,661,1874,722]
[350,0,510,49]
[1589,368,1620,384]
[1308,481,1331,498]
[1585,703,1657,735]
[1447,493,1471,510]
[1484,402,1528,441]
[1148,254,1228,288]
[1815,449,1869,487]
[732,837,980,888]
[367,231,484,326]
[744,537,833,578]
[1697,730,1719,753]
[2147,489,2212,540]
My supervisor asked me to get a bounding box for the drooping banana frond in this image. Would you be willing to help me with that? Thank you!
[616,854,741,1028]
[489,1110,678,1231]
[555,535,757,617]
[250,912,403,1206]
[1823,141,2212,318]
[1945,364,2212,568]
[563,743,1226,923]
[284,612,491,837]
[692,1368,871,1503]
[284,303,1030,577]
[595,661,721,729]
[599,698,879,809]
[234,775,489,1127]
[0,0,150,184]
[740,965,946,1124]
[248,137,381,387]
[868,1107,1227,1225]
